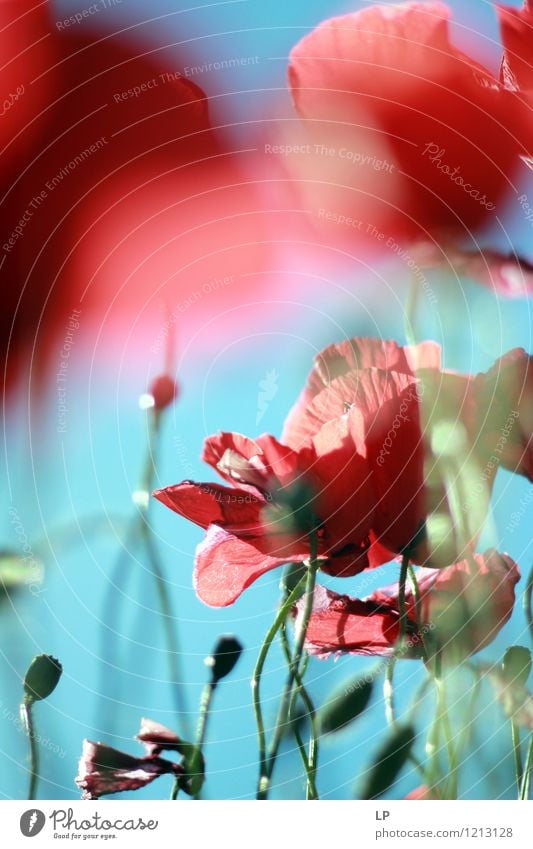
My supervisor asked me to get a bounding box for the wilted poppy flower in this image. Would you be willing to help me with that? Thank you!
[287,2,533,292]
[76,717,188,799]
[75,739,183,800]
[300,550,519,661]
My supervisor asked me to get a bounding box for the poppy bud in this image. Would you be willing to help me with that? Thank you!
[23,655,62,704]
[149,375,179,411]
[502,646,532,687]
[204,635,243,685]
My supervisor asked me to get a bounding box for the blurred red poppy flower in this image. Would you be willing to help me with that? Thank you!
[299,549,520,662]
[0,4,275,393]
[287,2,533,292]
[300,550,519,661]
[475,347,533,482]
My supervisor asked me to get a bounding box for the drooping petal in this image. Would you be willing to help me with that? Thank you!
[136,718,183,756]
[194,525,309,607]
[299,585,401,658]
[153,482,264,533]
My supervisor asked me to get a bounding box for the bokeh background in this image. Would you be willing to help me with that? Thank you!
[1,0,533,800]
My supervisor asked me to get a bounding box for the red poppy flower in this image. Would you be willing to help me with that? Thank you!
[155,337,500,606]
[154,429,377,607]
[301,550,519,661]
[283,336,493,569]
[287,2,533,292]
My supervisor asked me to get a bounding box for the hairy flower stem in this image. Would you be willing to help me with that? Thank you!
[257,536,319,800]
[520,736,533,800]
[99,409,189,736]
[280,625,319,799]
[252,576,307,798]
[20,700,39,800]
[512,721,524,796]
[171,679,215,800]
[524,564,533,645]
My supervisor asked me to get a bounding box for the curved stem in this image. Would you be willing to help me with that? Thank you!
[520,736,533,800]
[252,575,307,796]
[20,700,39,800]
[140,520,188,730]
[512,721,524,796]
[398,554,410,644]
[258,539,319,800]
[524,564,533,645]
[98,408,189,737]
[281,624,319,799]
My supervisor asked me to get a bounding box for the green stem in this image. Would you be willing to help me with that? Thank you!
[257,538,319,800]
[140,519,188,731]
[20,700,39,800]
[524,564,533,646]
[512,721,524,796]
[519,736,533,800]
[170,681,215,800]
[281,625,319,799]
[398,554,410,645]
[252,575,307,797]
